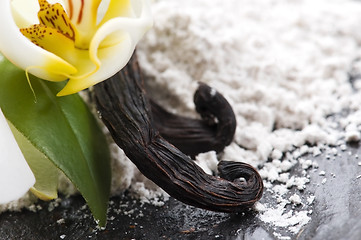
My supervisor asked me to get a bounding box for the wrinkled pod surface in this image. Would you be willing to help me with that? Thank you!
[150,81,236,159]
[93,54,263,212]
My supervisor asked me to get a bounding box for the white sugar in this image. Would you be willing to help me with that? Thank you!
[195,151,218,175]
[137,1,361,236]
[289,194,302,205]
[322,178,328,185]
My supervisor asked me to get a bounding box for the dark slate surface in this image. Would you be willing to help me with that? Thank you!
[1,142,361,240]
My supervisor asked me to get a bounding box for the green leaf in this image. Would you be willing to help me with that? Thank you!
[9,121,59,201]
[0,57,111,227]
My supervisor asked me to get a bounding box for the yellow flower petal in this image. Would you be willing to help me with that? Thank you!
[98,0,133,27]
[57,35,132,96]
[61,0,102,48]
[37,0,77,41]
[57,0,152,96]
[20,24,76,62]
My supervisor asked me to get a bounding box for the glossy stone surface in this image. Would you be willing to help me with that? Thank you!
[1,144,361,239]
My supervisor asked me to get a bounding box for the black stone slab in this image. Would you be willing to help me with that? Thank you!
[1,141,361,239]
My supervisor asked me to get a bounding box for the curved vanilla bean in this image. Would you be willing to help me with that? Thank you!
[150,83,236,158]
[93,55,263,212]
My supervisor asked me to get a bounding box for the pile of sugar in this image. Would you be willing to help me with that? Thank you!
[136,0,361,236]
[3,0,361,237]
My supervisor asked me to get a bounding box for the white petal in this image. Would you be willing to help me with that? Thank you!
[0,0,77,82]
[0,108,35,204]
[131,0,149,17]
[10,0,40,28]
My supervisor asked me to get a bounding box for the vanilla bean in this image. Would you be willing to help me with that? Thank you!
[150,82,236,158]
[93,55,263,212]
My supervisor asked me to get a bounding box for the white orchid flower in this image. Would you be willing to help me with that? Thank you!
[0,108,35,204]
[0,0,152,96]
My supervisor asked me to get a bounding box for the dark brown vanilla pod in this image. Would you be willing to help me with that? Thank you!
[218,161,263,199]
[150,82,236,158]
[93,55,263,212]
